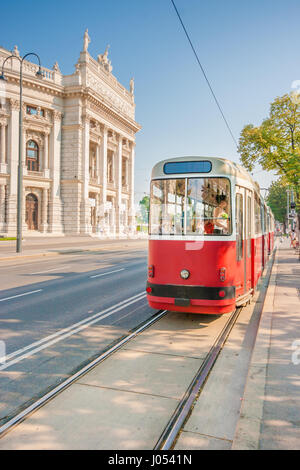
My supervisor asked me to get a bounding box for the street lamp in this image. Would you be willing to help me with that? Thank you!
[0,52,43,252]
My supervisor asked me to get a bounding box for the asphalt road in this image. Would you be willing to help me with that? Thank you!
[0,246,154,425]
[0,236,147,257]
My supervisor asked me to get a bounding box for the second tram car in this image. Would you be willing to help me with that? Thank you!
[146,156,275,315]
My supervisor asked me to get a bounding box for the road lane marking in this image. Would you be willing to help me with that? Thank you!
[29,266,70,275]
[0,290,42,302]
[89,268,125,279]
[2,291,145,360]
[3,254,89,269]
[0,291,146,370]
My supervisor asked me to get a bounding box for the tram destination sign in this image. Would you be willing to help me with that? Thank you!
[164,161,212,174]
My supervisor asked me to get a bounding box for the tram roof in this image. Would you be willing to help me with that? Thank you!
[152,156,260,191]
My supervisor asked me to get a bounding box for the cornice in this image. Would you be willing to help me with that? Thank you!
[23,175,53,184]
[61,179,82,183]
[62,124,84,131]
[2,77,141,136]
[87,96,141,135]
[23,114,53,129]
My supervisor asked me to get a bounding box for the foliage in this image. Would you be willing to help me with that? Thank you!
[238,94,300,205]
[138,195,150,224]
[266,179,288,224]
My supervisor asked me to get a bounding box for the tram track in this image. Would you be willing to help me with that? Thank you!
[0,303,244,449]
[4,241,278,449]
[0,308,168,439]
[154,307,242,449]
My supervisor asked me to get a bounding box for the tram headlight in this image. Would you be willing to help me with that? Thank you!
[180,269,190,280]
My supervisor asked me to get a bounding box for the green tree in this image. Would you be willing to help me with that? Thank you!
[138,195,150,224]
[266,179,287,225]
[238,93,300,229]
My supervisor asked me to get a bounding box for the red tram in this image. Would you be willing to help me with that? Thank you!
[146,156,275,315]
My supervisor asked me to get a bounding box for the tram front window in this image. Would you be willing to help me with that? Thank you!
[150,179,185,235]
[150,177,231,236]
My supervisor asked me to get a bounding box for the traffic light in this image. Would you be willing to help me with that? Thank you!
[291,202,296,209]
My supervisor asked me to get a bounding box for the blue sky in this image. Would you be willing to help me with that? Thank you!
[1,0,300,201]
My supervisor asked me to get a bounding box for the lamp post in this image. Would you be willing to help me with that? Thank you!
[0,52,43,252]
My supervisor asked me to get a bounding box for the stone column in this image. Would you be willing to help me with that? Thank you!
[0,124,6,164]
[96,140,101,185]
[44,132,49,170]
[80,114,91,234]
[41,187,48,233]
[6,99,19,235]
[129,142,136,233]
[116,134,122,236]
[48,110,63,233]
[0,184,5,231]
[99,126,108,232]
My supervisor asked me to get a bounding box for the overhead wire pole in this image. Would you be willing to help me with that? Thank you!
[170,0,238,149]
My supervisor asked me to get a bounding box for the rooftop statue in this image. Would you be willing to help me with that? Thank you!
[130,77,134,94]
[83,29,91,52]
[13,45,20,57]
[52,62,60,72]
[97,45,113,73]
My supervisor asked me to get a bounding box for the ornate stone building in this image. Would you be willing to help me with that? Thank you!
[0,31,141,236]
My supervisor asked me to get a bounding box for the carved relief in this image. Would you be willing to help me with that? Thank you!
[122,139,130,151]
[81,113,91,126]
[25,130,44,147]
[10,99,20,111]
[53,110,63,121]
[86,71,134,119]
[108,130,118,145]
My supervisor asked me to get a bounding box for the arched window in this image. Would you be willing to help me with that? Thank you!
[26,140,39,171]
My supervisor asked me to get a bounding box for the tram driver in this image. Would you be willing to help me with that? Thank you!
[213,196,229,234]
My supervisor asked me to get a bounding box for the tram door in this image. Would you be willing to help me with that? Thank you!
[245,190,252,292]
[236,186,251,296]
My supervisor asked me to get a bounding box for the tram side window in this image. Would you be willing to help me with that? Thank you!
[264,208,267,234]
[236,193,243,261]
[247,196,251,257]
[254,194,261,234]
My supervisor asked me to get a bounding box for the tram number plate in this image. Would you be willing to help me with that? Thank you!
[175,298,191,307]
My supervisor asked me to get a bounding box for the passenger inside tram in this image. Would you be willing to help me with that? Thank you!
[213,196,229,234]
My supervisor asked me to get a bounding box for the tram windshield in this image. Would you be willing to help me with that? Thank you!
[150,177,231,236]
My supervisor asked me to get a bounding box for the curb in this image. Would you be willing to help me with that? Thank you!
[0,240,148,262]
[231,247,278,450]
[0,252,61,262]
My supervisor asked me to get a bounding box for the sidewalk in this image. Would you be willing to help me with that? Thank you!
[233,238,300,449]
[0,235,148,262]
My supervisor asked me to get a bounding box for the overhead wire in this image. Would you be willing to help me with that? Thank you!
[170,0,238,149]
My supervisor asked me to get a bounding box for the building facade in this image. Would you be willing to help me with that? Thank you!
[0,32,141,236]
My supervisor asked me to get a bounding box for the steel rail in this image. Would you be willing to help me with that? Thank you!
[154,306,242,450]
[0,309,168,439]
